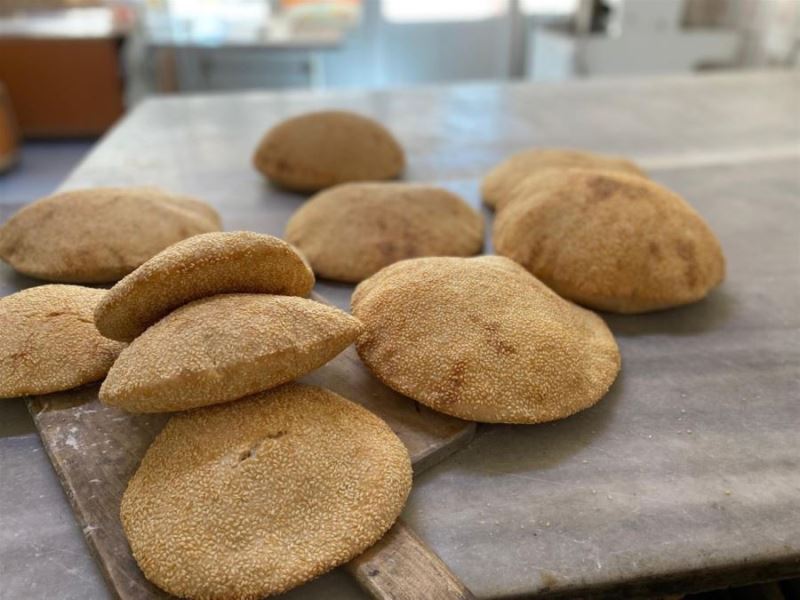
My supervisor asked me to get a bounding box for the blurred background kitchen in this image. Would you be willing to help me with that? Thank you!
[0,0,798,203]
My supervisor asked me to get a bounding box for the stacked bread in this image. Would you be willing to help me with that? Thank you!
[481,148,646,212]
[89,230,412,599]
[95,231,350,410]
[0,225,414,598]
[483,149,725,313]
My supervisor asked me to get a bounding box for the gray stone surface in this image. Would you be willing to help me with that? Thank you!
[1,70,798,598]
[409,156,800,597]
[0,411,112,600]
[0,140,94,206]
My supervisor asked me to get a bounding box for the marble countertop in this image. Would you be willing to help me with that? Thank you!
[1,70,798,599]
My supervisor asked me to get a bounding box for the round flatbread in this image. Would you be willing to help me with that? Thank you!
[493,169,726,313]
[100,294,361,413]
[482,148,645,211]
[0,187,221,283]
[95,231,315,342]
[121,383,412,599]
[285,183,484,283]
[0,285,125,398]
[253,111,405,192]
[352,256,620,424]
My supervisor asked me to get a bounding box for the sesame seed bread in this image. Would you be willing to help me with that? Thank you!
[100,294,361,413]
[285,183,484,283]
[493,169,726,313]
[481,148,645,211]
[0,285,125,398]
[94,231,315,342]
[0,187,221,283]
[253,111,405,193]
[352,256,620,424]
[121,383,412,599]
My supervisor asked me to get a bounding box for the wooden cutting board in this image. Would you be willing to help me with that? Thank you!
[27,334,476,599]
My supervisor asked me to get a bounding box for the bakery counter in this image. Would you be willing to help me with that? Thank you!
[1,70,799,598]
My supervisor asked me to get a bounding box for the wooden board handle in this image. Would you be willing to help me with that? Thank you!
[347,520,475,600]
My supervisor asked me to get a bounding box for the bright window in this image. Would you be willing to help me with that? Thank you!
[520,0,579,15]
[382,0,508,22]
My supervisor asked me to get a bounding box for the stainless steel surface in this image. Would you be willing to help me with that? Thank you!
[1,70,798,598]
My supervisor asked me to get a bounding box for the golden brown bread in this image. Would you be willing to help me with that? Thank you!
[253,111,405,192]
[493,169,726,313]
[481,148,645,211]
[100,294,361,413]
[352,256,620,424]
[0,285,125,398]
[94,231,315,342]
[121,383,412,599]
[0,187,221,283]
[285,183,484,282]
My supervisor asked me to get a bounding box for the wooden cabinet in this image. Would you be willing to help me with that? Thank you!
[0,36,125,137]
[0,81,19,170]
